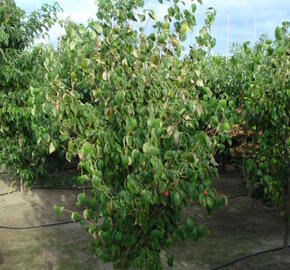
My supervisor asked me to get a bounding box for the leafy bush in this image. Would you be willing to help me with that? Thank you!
[3,0,287,267]
[0,0,60,185]
[220,22,290,248]
[42,0,231,268]
[242,23,289,247]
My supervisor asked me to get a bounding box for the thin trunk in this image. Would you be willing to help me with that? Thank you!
[242,134,248,180]
[20,178,23,192]
[283,147,289,249]
[242,156,246,179]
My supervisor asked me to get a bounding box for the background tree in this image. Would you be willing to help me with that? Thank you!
[0,0,60,187]
[242,22,289,248]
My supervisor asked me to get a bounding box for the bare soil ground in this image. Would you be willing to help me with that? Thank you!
[0,171,289,270]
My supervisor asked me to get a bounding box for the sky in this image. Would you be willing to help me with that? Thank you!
[16,0,290,54]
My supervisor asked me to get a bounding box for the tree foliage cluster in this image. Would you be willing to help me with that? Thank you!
[0,0,60,184]
[0,0,289,268]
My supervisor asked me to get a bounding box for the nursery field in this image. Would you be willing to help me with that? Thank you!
[0,0,289,269]
[1,171,289,270]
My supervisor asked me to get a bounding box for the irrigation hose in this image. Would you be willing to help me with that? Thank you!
[0,186,92,196]
[0,190,17,196]
[0,220,288,269]
[209,245,290,270]
[32,186,93,190]
[0,191,288,269]
[227,193,248,200]
[0,189,249,197]
[0,221,75,230]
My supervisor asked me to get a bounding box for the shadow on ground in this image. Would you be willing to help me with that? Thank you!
[0,249,4,266]
[0,171,289,270]
[0,175,106,270]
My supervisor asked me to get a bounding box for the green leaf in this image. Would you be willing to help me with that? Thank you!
[167,254,174,267]
[127,177,137,193]
[83,209,89,219]
[180,23,187,36]
[66,152,73,162]
[186,218,194,230]
[115,91,125,105]
[143,142,150,153]
[275,26,281,40]
[121,155,129,168]
[163,21,170,33]
[92,22,102,34]
[219,99,227,109]
[149,11,157,21]
[149,146,160,156]
[151,229,164,240]
[71,212,80,222]
[53,205,64,217]
[210,116,219,127]
[152,54,159,65]
[132,149,140,160]
[196,79,204,87]
[70,40,77,51]
[68,140,74,153]
[138,14,146,22]
[126,117,137,131]
[49,142,56,154]
[222,122,230,132]
[77,193,86,204]
[173,192,181,206]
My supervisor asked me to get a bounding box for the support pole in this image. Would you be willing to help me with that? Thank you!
[225,0,230,60]
[283,147,289,249]
[253,16,256,45]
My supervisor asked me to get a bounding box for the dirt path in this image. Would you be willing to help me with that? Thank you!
[0,172,289,270]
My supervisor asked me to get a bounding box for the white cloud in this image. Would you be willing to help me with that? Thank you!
[197,0,289,53]
[57,0,97,21]
[16,0,290,53]
[16,0,97,46]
